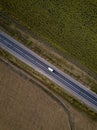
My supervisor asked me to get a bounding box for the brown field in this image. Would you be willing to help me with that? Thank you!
[0,60,97,130]
[0,60,71,130]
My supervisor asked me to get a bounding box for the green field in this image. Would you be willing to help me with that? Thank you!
[1,0,97,74]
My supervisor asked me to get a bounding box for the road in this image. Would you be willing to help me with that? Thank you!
[0,30,97,112]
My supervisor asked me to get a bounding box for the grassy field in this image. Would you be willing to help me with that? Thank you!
[1,0,97,74]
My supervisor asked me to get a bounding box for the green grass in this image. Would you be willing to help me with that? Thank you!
[0,2,3,11]
[1,0,97,74]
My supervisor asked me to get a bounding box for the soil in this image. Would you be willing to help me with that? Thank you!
[0,60,97,130]
[0,60,71,130]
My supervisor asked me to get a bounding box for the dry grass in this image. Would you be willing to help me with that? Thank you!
[69,106,97,130]
[0,60,71,130]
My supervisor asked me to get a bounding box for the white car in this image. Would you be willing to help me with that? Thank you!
[48,67,54,72]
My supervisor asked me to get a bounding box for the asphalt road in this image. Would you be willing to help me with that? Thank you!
[0,31,97,112]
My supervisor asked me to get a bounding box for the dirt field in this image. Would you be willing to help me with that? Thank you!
[0,60,71,130]
[0,59,97,130]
